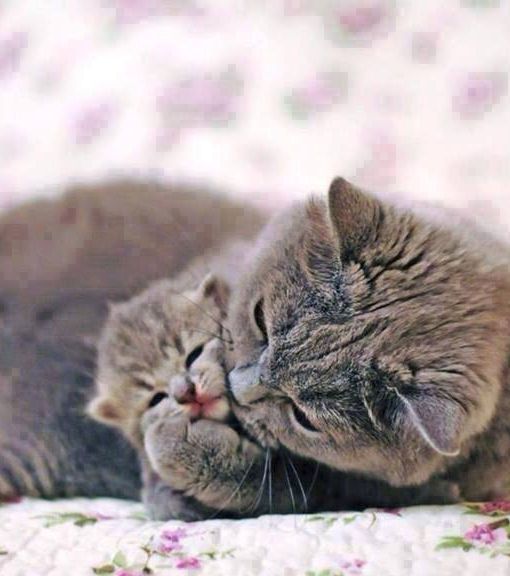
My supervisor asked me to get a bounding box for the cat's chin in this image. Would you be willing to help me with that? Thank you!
[231,404,279,449]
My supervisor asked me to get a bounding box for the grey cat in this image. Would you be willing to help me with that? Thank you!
[0,181,265,501]
[225,177,510,502]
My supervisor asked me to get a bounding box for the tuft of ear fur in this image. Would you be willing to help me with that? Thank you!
[394,388,464,457]
[327,177,383,260]
[197,273,230,312]
[87,396,123,425]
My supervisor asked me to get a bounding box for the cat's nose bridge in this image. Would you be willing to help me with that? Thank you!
[228,362,267,405]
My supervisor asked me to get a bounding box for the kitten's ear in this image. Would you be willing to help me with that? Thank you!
[327,177,383,260]
[197,273,230,311]
[87,396,123,424]
[396,390,464,457]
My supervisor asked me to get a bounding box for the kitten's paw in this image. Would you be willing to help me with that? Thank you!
[144,416,240,494]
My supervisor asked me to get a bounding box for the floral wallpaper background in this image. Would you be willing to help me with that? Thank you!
[0,0,509,236]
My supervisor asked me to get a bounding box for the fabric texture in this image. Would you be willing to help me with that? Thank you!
[2,497,510,576]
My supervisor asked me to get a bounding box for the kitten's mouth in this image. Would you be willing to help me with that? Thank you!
[181,394,230,422]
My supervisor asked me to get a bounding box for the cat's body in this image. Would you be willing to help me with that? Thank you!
[228,178,510,502]
[0,181,265,499]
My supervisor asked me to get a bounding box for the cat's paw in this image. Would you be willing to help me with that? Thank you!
[143,409,240,494]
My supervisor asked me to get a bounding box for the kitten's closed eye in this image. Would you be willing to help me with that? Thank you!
[148,392,168,408]
[185,344,204,370]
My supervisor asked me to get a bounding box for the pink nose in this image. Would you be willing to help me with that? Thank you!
[173,377,196,404]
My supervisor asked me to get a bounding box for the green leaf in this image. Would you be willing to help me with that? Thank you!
[0,549,8,556]
[112,551,128,568]
[305,516,326,523]
[342,515,357,525]
[92,565,115,574]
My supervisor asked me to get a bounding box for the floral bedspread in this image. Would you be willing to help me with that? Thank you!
[0,0,509,240]
[1,497,510,576]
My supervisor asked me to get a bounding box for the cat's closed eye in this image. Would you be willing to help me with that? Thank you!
[289,403,320,434]
[253,298,268,343]
[185,344,204,370]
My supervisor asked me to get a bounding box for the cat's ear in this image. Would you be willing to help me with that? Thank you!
[327,177,383,260]
[87,396,123,424]
[197,273,230,311]
[395,389,464,456]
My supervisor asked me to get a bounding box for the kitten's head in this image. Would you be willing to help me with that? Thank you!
[88,274,231,447]
[229,178,510,486]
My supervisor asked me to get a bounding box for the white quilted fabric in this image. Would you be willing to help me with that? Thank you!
[2,498,510,575]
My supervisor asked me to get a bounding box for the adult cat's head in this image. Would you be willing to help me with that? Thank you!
[229,178,510,486]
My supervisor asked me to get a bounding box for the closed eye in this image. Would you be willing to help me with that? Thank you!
[134,378,154,391]
[185,344,204,370]
[148,391,168,408]
[289,403,320,434]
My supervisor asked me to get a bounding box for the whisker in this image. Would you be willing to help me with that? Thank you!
[250,448,270,513]
[306,461,320,500]
[187,327,233,345]
[283,458,296,514]
[205,457,257,520]
[286,454,308,512]
[175,292,228,333]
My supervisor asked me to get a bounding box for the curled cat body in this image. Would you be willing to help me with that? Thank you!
[0,181,265,500]
[228,177,510,501]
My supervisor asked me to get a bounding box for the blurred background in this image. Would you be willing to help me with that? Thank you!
[0,1,508,233]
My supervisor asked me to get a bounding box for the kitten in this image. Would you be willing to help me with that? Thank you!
[0,181,265,501]
[88,273,231,449]
[228,177,510,502]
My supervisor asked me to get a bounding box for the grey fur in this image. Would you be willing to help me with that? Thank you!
[229,177,510,501]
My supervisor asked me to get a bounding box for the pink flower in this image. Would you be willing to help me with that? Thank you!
[73,102,115,146]
[161,527,187,543]
[157,74,240,125]
[336,2,389,36]
[340,558,366,574]
[479,501,510,514]
[0,31,27,77]
[158,541,182,554]
[464,523,507,546]
[453,71,507,118]
[176,557,201,569]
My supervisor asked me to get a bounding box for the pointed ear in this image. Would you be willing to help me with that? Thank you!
[197,273,230,311]
[395,389,464,457]
[328,177,383,260]
[87,396,123,425]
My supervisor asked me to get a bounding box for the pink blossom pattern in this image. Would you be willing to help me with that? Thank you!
[464,523,507,546]
[157,71,241,126]
[340,558,367,575]
[453,71,507,118]
[285,73,346,117]
[176,557,201,570]
[335,1,391,36]
[0,31,27,78]
[72,102,116,146]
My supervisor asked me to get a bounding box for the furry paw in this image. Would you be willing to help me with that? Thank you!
[143,409,240,495]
